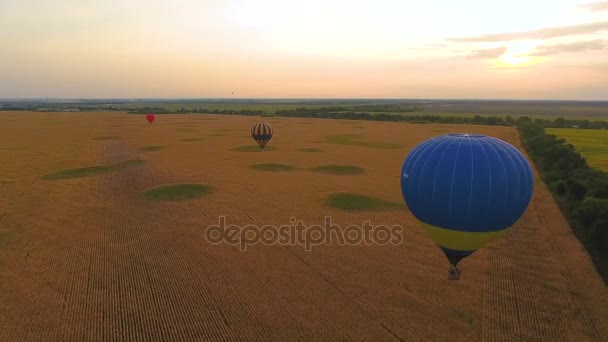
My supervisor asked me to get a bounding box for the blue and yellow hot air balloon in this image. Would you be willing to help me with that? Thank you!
[400,133,534,279]
[251,122,273,151]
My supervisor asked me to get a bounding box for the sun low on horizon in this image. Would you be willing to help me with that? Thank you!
[496,40,544,66]
[0,0,607,99]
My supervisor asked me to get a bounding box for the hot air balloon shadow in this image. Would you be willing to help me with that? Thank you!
[251,122,273,151]
[400,133,534,280]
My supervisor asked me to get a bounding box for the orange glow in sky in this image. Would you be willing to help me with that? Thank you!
[0,0,607,99]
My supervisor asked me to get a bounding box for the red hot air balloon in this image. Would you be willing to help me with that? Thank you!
[146,114,156,124]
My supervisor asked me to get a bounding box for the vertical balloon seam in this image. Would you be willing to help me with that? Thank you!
[491,137,533,217]
[408,137,445,216]
[403,141,432,215]
[447,137,465,220]
[499,139,529,225]
[431,138,459,204]
[496,139,525,217]
[467,137,475,228]
[484,138,509,226]
[510,141,532,222]
[416,138,449,220]
[477,138,493,228]
[488,138,514,222]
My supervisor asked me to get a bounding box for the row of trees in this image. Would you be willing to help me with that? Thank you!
[127,107,266,116]
[273,107,608,129]
[4,104,606,129]
[518,121,608,282]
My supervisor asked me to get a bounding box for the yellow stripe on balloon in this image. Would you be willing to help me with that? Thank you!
[421,223,507,252]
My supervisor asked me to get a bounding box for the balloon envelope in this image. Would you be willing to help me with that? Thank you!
[400,133,534,266]
[146,114,155,123]
[251,122,273,150]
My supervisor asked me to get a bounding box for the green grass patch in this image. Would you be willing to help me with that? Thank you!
[546,128,608,171]
[231,145,277,152]
[319,134,403,149]
[141,183,213,201]
[139,146,167,152]
[299,148,324,152]
[92,136,119,140]
[249,163,295,172]
[42,160,145,180]
[311,165,365,175]
[326,193,402,211]
[181,138,202,142]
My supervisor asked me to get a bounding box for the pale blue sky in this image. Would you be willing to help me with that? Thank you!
[1,0,607,99]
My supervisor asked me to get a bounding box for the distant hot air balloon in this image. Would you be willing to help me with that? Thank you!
[251,122,273,151]
[400,133,534,280]
[146,114,156,124]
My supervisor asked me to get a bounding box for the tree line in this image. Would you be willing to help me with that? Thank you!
[127,106,608,129]
[518,121,608,282]
[127,107,266,116]
[3,104,607,129]
[272,107,608,129]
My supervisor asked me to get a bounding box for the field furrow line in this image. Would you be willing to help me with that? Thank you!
[128,148,281,339]
[92,144,235,340]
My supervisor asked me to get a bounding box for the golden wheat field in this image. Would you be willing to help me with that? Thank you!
[1,111,607,341]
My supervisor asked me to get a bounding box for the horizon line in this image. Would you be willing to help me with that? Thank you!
[2,97,608,103]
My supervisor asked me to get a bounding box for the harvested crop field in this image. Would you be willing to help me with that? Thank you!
[0,111,607,341]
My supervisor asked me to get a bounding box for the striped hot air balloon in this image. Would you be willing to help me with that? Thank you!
[400,133,534,280]
[251,122,273,151]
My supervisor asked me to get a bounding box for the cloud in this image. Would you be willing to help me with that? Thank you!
[468,46,507,58]
[407,43,448,51]
[448,21,608,42]
[529,39,607,56]
[580,1,608,12]
[426,43,447,48]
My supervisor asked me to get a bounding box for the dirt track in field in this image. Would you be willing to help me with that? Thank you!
[0,111,607,341]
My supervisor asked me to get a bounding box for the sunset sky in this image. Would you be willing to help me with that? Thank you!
[1,0,607,99]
